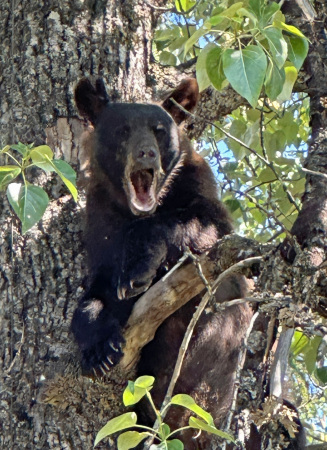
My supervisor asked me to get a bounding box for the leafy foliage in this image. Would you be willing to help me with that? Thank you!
[0,142,77,233]
[94,376,235,449]
[154,0,308,106]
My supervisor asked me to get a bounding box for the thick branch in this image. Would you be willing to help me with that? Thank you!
[120,235,266,371]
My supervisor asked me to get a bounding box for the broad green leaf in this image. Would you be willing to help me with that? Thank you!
[264,130,286,159]
[134,376,155,390]
[265,60,285,100]
[161,424,170,440]
[227,119,247,159]
[123,376,154,406]
[286,35,309,71]
[123,385,147,406]
[316,367,327,384]
[248,0,264,18]
[117,431,150,450]
[205,46,225,91]
[0,166,21,189]
[276,64,297,103]
[7,183,49,234]
[184,25,210,56]
[223,46,267,107]
[189,417,235,442]
[30,145,54,172]
[291,331,310,357]
[196,43,217,92]
[155,27,180,42]
[225,199,241,213]
[171,394,214,425]
[303,336,322,374]
[263,28,288,69]
[260,2,280,26]
[94,412,137,447]
[49,159,78,201]
[257,167,276,183]
[237,8,257,25]
[160,51,177,66]
[175,0,196,12]
[167,440,184,450]
[273,20,306,38]
[209,2,243,24]
[10,142,29,157]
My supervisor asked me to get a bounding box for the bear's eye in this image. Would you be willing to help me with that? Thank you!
[153,124,167,136]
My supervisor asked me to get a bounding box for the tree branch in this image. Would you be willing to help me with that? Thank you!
[119,235,266,371]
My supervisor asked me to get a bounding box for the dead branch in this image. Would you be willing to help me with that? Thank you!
[119,234,266,371]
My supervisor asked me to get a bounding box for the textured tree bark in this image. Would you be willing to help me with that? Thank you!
[0,0,165,448]
[1,1,327,449]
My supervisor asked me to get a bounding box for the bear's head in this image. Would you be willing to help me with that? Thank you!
[75,78,199,215]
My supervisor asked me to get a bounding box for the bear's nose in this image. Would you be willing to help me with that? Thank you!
[137,148,158,161]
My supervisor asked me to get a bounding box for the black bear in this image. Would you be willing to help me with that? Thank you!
[72,78,302,449]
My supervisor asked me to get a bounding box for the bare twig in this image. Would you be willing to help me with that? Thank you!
[302,167,327,180]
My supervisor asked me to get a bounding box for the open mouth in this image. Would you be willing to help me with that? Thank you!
[128,168,157,213]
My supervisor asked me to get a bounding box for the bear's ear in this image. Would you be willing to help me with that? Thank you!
[74,78,109,124]
[161,79,199,125]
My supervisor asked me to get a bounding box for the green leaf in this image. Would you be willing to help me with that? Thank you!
[175,0,196,12]
[123,376,154,406]
[189,417,235,442]
[0,166,21,189]
[7,183,49,234]
[184,25,210,56]
[286,35,309,71]
[263,28,288,69]
[248,0,264,18]
[161,424,170,440]
[209,2,243,24]
[316,367,327,384]
[134,376,155,389]
[260,2,280,26]
[276,64,297,103]
[291,331,311,357]
[10,142,29,157]
[257,167,276,183]
[171,394,214,425]
[155,27,180,42]
[303,336,322,374]
[159,51,177,66]
[30,145,54,172]
[196,43,217,92]
[167,440,184,450]
[227,119,247,159]
[265,60,285,100]
[223,45,267,107]
[117,431,151,450]
[49,159,78,201]
[273,20,306,38]
[205,46,225,91]
[94,412,137,447]
[264,130,287,159]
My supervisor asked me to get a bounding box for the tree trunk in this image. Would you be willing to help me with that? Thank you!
[0,0,164,448]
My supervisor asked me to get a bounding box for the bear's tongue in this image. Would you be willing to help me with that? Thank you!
[130,169,156,212]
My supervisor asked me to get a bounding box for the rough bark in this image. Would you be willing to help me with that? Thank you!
[1,1,327,449]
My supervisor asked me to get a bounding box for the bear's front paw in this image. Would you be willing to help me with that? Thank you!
[117,273,153,300]
[81,332,125,377]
